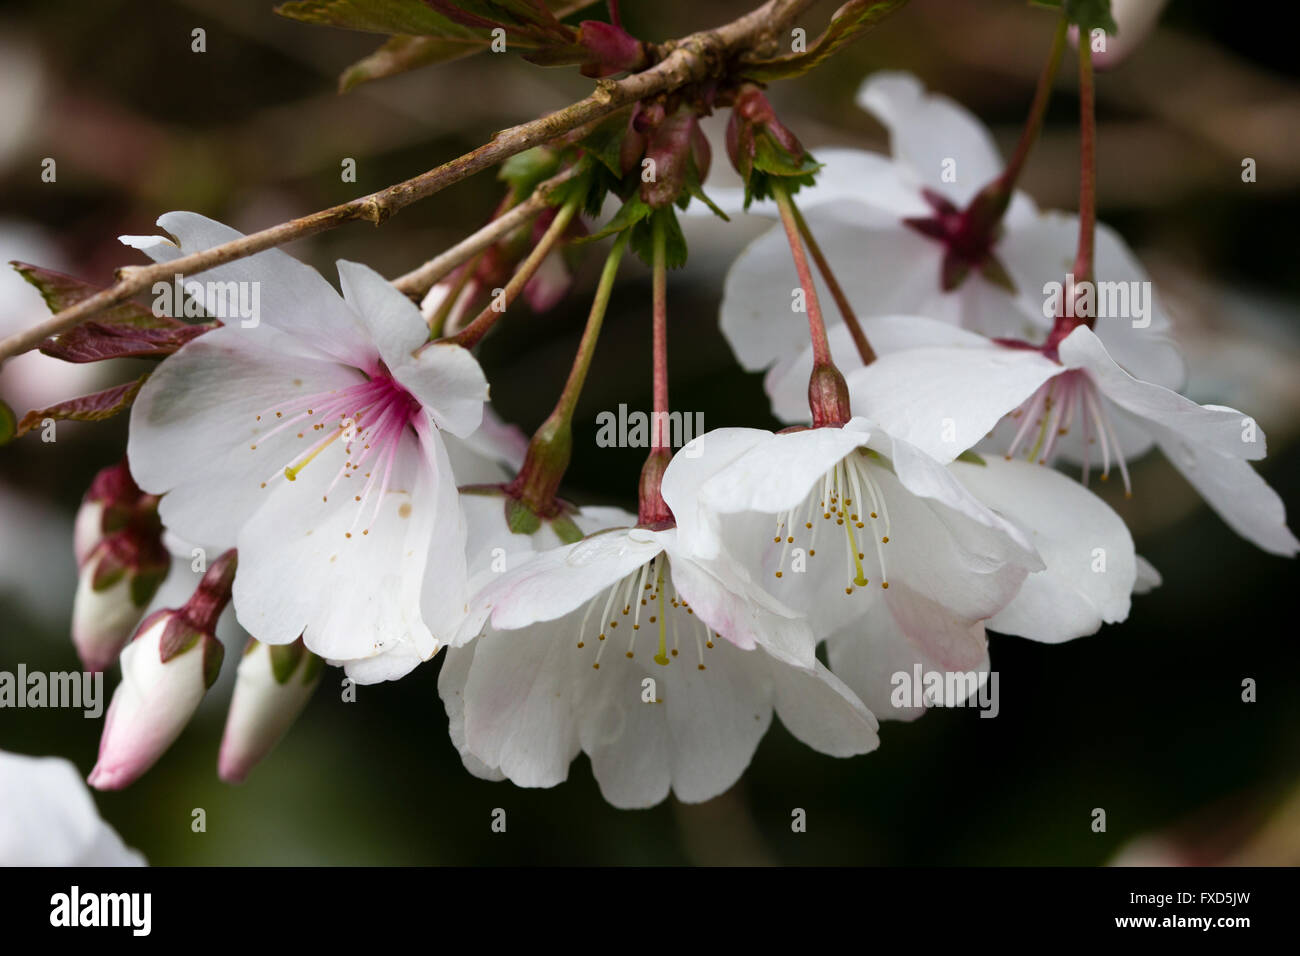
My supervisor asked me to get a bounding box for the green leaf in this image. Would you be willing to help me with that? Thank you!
[578,193,652,245]
[547,159,617,219]
[630,206,687,270]
[12,374,149,440]
[955,450,988,466]
[498,146,563,199]
[578,107,635,177]
[745,146,822,209]
[741,0,908,83]
[681,153,730,222]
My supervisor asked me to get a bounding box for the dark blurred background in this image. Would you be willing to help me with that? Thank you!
[1,0,1297,864]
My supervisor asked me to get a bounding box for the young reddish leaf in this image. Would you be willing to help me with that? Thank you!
[12,261,216,362]
[293,0,602,91]
[40,319,216,363]
[12,261,162,327]
[13,375,149,439]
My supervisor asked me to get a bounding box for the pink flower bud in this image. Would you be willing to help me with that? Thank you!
[576,20,646,78]
[72,499,105,568]
[73,459,146,567]
[88,551,235,791]
[70,460,169,671]
[218,638,322,784]
[72,537,168,673]
[641,110,701,209]
[726,85,807,187]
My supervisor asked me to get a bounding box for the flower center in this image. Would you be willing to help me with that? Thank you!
[250,371,423,536]
[771,449,892,595]
[903,190,998,267]
[1004,369,1131,495]
[574,554,717,671]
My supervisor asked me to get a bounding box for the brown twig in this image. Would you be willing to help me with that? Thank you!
[390,164,583,299]
[0,0,816,364]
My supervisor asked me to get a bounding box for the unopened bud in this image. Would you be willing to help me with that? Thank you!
[808,362,852,429]
[218,638,323,784]
[73,459,147,567]
[576,20,646,78]
[726,85,807,187]
[641,110,704,209]
[87,550,235,791]
[73,500,105,569]
[72,536,169,673]
[637,448,673,528]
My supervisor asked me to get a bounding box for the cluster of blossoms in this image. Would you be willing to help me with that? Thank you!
[2,0,1292,815]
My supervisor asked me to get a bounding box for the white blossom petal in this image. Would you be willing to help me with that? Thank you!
[954,457,1136,641]
[121,211,373,365]
[855,71,1006,208]
[128,324,363,549]
[0,751,144,865]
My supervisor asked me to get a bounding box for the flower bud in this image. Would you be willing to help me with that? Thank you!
[726,85,807,187]
[88,550,235,791]
[72,500,104,569]
[641,110,703,210]
[72,534,169,673]
[808,361,852,428]
[218,638,323,784]
[575,20,646,78]
[73,459,146,567]
[637,448,673,528]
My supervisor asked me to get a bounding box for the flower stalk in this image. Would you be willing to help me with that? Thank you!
[508,231,629,515]
[1000,12,1069,199]
[448,197,581,350]
[1072,39,1097,292]
[772,180,851,428]
[789,198,875,366]
[638,212,673,527]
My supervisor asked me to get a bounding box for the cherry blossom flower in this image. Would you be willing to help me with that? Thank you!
[844,315,1298,557]
[828,488,1157,723]
[689,419,1043,640]
[0,751,144,865]
[121,212,489,680]
[439,456,878,808]
[709,72,1185,422]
